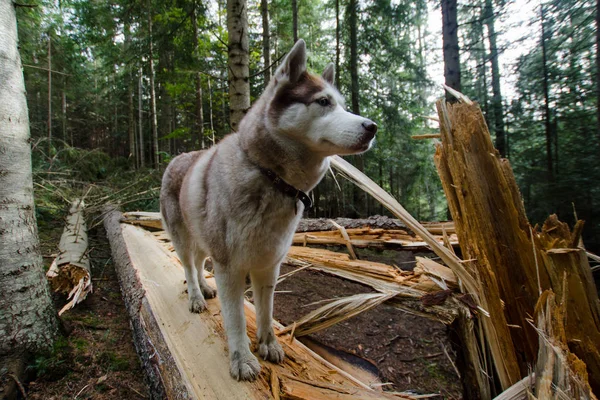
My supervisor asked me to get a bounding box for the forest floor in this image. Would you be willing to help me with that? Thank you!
[26,215,464,399]
[274,246,464,399]
[25,219,150,400]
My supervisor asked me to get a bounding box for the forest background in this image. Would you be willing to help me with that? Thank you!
[16,0,600,253]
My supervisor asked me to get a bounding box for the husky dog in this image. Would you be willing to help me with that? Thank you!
[160,39,377,381]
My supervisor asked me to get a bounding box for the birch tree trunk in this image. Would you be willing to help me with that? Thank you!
[335,0,341,89]
[227,0,250,131]
[0,0,59,361]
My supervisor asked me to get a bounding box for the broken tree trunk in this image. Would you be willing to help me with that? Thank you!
[533,290,597,399]
[104,207,416,399]
[47,199,92,315]
[434,98,600,395]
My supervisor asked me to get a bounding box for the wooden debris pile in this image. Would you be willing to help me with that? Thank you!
[293,226,458,250]
[46,199,92,315]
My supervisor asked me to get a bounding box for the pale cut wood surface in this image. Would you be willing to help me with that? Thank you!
[119,222,408,400]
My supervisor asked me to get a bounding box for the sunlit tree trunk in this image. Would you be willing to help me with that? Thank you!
[0,0,59,366]
[442,0,460,100]
[227,0,250,131]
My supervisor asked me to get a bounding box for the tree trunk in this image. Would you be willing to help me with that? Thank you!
[125,25,136,166]
[540,4,553,182]
[227,0,250,132]
[208,77,215,145]
[61,82,67,144]
[192,3,204,149]
[441,0,461,100]
[335,0,341,89]
[148,3,159,167]
[485,0,506,157]
[292,0,298,43]
[47,31,52,155]
[0,0,59,374]
[348,0,359,116]
[138,70,145,168]
[597,0,600,145]
[260,0,270,88]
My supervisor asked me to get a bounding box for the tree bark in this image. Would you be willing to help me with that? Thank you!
[227,0,250,132]
[484,0,506,157]
[441,0,461,100]
[148,3,159,167]
[540,4,553,182]
[597,0,600,145]
[0,0,59,363]
[260,0,270,88]
[292,0,298,43]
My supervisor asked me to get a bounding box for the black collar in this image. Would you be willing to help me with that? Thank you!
[257,166,313,210]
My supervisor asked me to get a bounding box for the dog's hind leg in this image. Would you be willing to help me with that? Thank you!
[213,263,260,381]
[251,266,284,364]
[194,251,216,299]
[171,233,207,313]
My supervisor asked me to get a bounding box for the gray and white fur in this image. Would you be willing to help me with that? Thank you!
[160,39,377,381]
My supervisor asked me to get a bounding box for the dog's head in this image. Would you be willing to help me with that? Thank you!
[266,39,377,156]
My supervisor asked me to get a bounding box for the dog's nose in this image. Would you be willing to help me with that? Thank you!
[362,120,378,135]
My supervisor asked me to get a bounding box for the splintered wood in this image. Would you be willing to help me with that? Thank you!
[106,210,421,399]
[435,98,600,397]
[47,199,92,315]
[292,226,458,250]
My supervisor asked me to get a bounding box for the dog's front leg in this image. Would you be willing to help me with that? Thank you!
[214,264,261,381]
[251,266,284,363]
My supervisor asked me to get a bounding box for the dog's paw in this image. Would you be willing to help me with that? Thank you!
[258,337,285,364]
[230,351,261,381]
[188,295,208,313]
[201,285,217,299]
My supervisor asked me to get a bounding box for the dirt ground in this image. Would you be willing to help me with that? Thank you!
[26,222,149,400]
[274,246,464,399]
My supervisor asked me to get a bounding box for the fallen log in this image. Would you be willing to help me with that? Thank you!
[434,97,600,395]
[46,199,92,315]
[104,208,419,399]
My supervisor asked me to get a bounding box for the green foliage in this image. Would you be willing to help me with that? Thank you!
[28,337,69,380]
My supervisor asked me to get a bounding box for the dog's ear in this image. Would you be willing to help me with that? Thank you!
[274,39,307,84]
[322,63,335,85]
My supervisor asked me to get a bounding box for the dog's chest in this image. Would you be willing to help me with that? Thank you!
[231,189,301,269]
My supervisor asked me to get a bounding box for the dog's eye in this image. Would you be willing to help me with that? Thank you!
[317,97,330,107]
